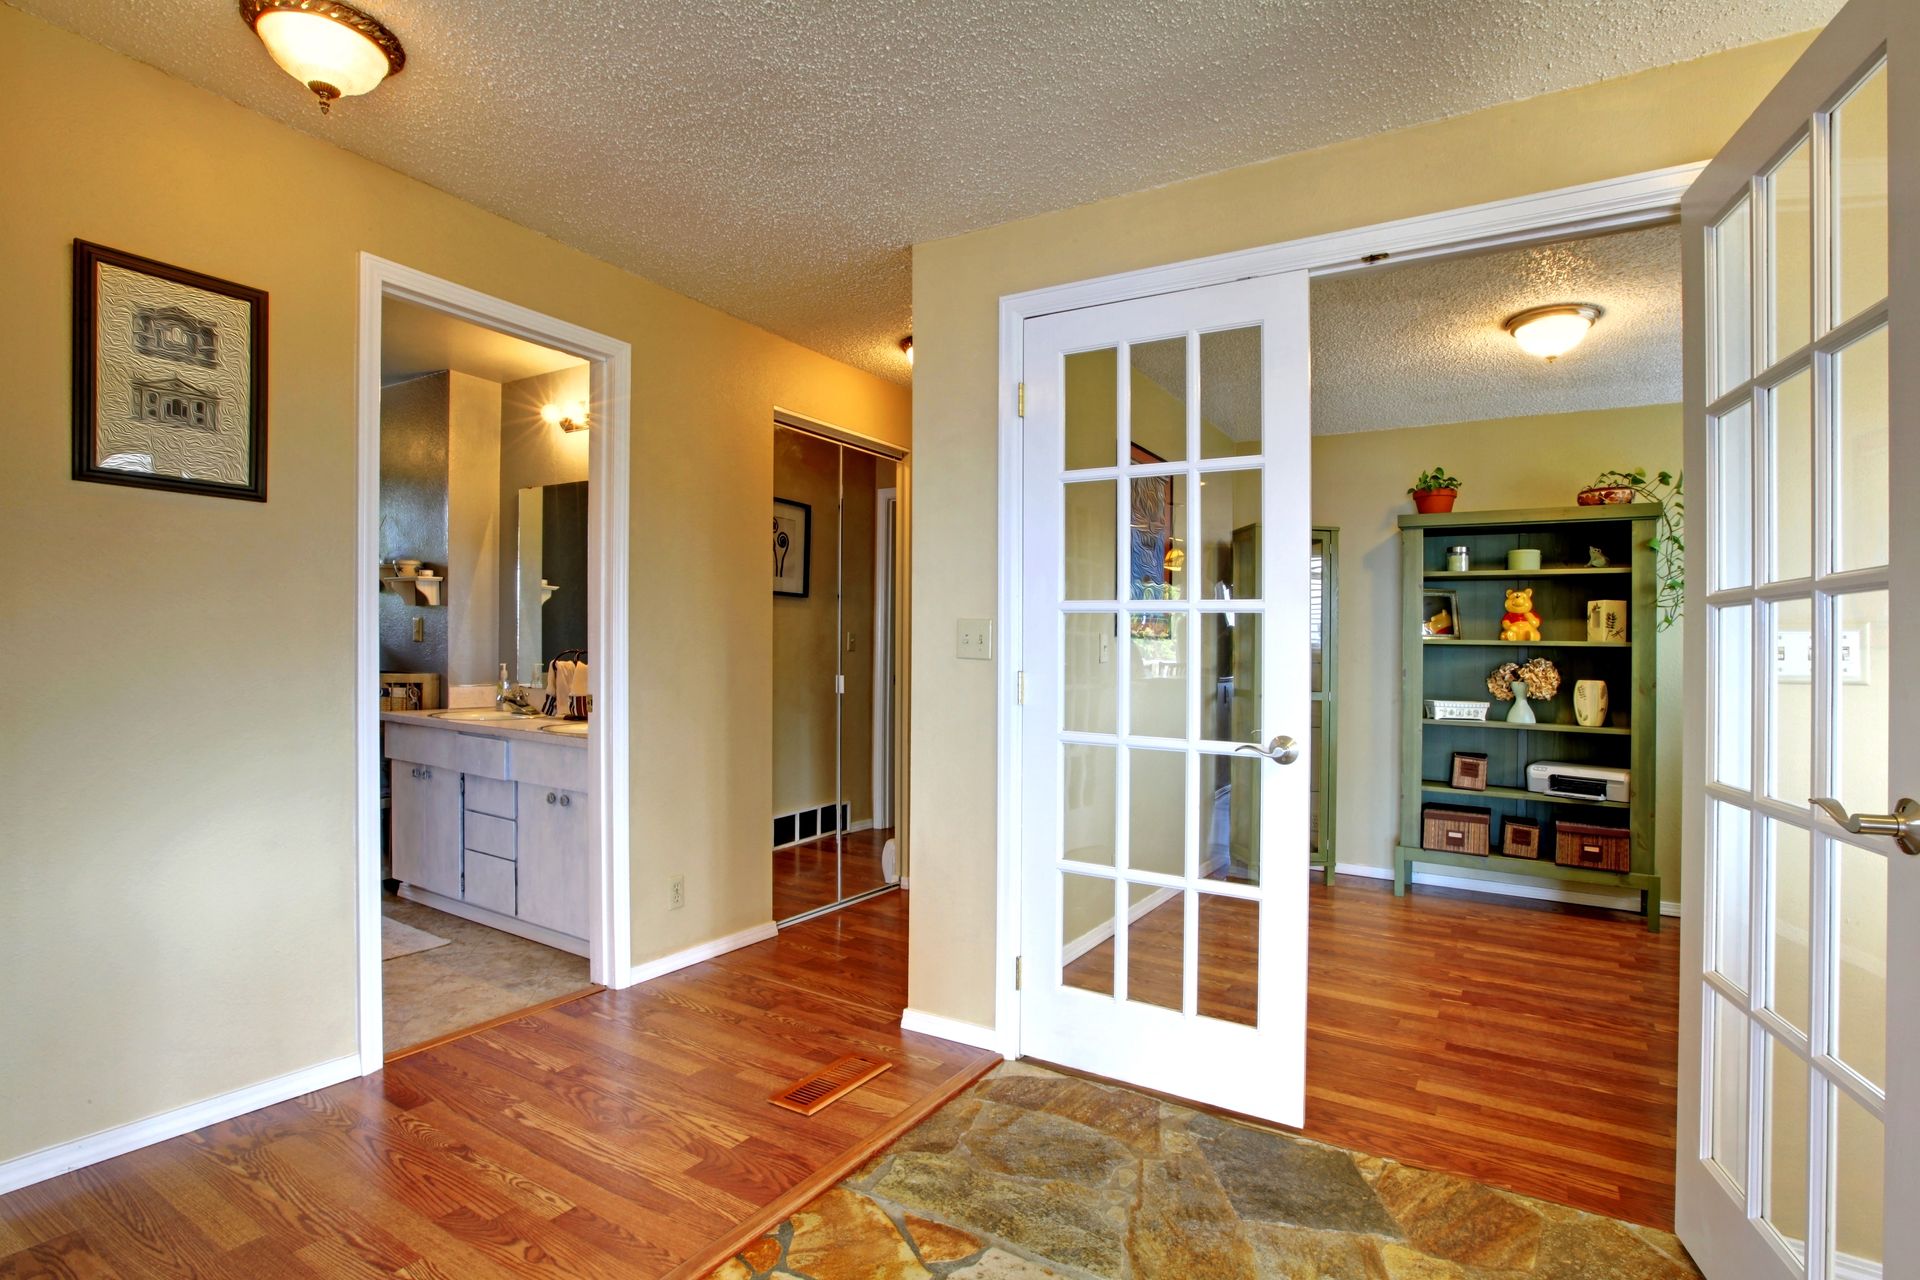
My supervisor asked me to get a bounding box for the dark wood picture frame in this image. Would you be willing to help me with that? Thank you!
[773,497,812,598]
[72,240,269,502]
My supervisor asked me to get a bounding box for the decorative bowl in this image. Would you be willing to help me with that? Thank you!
[1577,485,1636,506]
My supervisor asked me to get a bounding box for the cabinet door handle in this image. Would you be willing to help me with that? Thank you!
[422,768,432,780]
[547,792,557,805]
[410,766,421,779]
[559,794,571,808]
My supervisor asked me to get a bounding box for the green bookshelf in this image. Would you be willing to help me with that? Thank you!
[1394,504,1662,929]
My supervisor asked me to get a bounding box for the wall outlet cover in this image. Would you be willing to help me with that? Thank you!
[669,875,685,911]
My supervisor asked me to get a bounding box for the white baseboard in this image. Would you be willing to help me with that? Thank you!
[0,1053,359,1196]
[397,883,589,955]
[1330,861,1681,917]
[900,1008,1003,1053]
[625,921,777,984]
[1061,885,1181,966]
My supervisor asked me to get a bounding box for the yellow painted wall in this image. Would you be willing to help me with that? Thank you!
[908,32,1816,1029]
[1312,406,1686,899]
[0,7,907,1167]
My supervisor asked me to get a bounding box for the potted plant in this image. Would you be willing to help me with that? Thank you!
[1580,468,1685,630]
[1408,466,1462,514]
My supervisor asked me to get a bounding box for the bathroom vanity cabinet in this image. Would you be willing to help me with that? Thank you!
[383,715,590,954]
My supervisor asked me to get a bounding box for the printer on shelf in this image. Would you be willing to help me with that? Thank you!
[1525,761,1630,804]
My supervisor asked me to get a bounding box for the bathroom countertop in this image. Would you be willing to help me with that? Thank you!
[380,708,589,747]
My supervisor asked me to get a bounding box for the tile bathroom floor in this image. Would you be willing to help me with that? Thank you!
[381,891,593,1053]
[710,1061,1701,1280]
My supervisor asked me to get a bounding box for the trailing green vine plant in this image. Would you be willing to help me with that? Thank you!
[1592,468,1684,631]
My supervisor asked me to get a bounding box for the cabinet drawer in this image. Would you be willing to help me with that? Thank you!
[465,811,516,860]
[384,722,459,771]
[464,775,516,820]
[511,740,588,791]
[452,733,510,780]
[463,851,516,915]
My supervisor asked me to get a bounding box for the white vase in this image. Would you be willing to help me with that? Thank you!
[1575,680,1610,727]
[1506,677,1536,723]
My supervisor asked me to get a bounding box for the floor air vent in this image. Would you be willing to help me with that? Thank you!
[768,1054,893,1116]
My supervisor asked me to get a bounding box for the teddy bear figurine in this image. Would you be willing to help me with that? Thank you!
[1499,587,1542,642]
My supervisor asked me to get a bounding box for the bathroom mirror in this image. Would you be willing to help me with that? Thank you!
[513,481,588,683]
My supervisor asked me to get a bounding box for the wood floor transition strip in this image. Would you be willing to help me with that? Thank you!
[383,984,604,1063]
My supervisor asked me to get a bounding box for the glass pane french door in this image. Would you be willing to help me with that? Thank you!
[1682,7,1914,1272]
[1018,272,1312,1125]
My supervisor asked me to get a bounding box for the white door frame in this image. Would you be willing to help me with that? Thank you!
[355,255,634,1074]
[987,162,1705,1058]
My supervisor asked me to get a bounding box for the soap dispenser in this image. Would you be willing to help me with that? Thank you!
[495,662,512,709]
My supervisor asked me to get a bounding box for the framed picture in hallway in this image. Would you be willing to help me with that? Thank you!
[71,240,269,502]
[773,497,811,597]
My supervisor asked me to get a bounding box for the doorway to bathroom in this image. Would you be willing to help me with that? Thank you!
[355,257,635,1073]
[772,411,908,925]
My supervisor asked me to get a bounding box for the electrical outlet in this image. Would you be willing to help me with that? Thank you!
[669,875,685,911]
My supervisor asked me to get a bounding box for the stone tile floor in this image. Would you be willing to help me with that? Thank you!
[710,1062,1701,1279]
[382,892,591,1051]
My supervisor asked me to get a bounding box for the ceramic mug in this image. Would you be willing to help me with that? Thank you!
[1586,599,1628,644]
[1574,679,1610,727]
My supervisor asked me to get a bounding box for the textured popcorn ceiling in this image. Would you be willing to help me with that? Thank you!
[12,1,1832,382]
[1309,224,1681,434]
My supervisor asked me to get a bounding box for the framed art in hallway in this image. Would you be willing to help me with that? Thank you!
[773,496,811,597]
[71,240,268,501]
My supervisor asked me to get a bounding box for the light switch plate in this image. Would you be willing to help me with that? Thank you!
[957,618,994,661]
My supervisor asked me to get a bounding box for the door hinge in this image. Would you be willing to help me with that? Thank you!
[1016,382,1026,417]
[1014,956,1023,990]
[1016,670,1026,704]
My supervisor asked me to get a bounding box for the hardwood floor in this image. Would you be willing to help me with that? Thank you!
[1063,874,1681,1229]
[772,827,894,922]
[0,891,997,1280]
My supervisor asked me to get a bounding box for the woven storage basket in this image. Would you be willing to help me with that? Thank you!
[1502,819,1543,859]
[1554,821,1631,872]
[1421,805,1491,856]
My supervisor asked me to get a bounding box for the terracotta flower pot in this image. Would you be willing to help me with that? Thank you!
[1411,488,1458,514]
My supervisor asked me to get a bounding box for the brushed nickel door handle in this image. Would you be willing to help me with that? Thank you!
[1812,797,1920,856]
[1234,735,1301,765]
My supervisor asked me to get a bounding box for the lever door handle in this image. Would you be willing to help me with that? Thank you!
[1812,796,1920,856]
[1234,735,1301,765]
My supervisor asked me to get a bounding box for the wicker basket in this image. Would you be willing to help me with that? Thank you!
[1422,805,1491,856]
[1502,819,1543,859]
[1450,752,1489,791]
[1554,821,1631,872]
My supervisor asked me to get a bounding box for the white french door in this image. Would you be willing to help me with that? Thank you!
[1679,0,1918,1275]
[1017,273,1312,1125]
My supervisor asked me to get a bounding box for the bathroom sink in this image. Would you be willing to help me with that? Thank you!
[540,721,590,737]
[430,708,525,721]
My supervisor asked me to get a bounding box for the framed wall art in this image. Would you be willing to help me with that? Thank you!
[72,240,269,501]
[773,497,811,597]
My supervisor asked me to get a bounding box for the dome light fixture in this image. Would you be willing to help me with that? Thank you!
[1504,303,1602,362]
[900,335,914,365]
[240,0,406,115]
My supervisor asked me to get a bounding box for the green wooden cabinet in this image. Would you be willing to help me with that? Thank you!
[1393,504,1662,929]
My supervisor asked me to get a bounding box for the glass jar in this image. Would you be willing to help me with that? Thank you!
[1446,545,1471,573]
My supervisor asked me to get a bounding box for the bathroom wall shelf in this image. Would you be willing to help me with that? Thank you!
[381,572,445,607]
[1397,503,1661,929]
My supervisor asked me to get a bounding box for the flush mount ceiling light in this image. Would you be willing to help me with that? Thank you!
[900,335,914,365]
[239,0,406,115]
[1504,304,1602,362]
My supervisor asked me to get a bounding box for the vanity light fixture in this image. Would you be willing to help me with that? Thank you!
[900,335,913,365]
[541,400,589,433]
[239,0,406,115]
[1504,304,1602,362]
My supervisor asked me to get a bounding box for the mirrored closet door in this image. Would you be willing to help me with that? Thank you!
[772,424,900,923]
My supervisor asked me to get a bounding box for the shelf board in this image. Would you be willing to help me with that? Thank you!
[1420,781,1629,810]
[1424,567,1631,579]
[1422,638,1630,649]
[1421,718,1631,736]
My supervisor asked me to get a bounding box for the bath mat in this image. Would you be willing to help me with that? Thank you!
[382,917,452,961]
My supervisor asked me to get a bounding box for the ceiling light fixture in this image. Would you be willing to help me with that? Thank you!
[900,336,913,365]
[1504,304,1602,362]
[240,0,406,115]
[541,401,589,433]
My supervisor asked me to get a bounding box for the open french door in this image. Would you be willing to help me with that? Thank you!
[1679,1,1918,1275]
[1017,273,1312,1125]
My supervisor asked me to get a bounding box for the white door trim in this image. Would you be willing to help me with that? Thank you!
[989,161,1705,1059]
[356,255,634,1076]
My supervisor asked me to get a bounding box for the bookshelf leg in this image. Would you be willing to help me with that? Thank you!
[1393,852,1410,896]
[1644,877,1663,932]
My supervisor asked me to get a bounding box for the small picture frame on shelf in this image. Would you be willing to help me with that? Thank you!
[1449,751,1489,791]
[1421,589,1459,638]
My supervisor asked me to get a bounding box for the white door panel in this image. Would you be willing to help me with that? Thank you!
[1680,2,1916,1274]
[1018,272,1312,1125]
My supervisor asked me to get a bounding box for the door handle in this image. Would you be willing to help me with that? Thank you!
[1812,796,1920,856]
[1234,734,1301,765]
